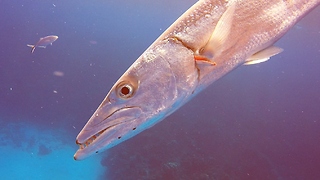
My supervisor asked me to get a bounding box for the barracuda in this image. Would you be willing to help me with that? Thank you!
[74,0,320,160]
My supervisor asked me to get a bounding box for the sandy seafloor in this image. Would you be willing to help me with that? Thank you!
[0,0,320,179]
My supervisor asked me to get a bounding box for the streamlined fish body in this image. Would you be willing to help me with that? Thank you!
[74,0,320,160]
[27,35,58,53]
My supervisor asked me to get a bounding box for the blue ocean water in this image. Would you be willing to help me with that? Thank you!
[0,0,319,179]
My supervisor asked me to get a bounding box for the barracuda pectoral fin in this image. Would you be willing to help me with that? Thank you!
[244,46,283,65]
[197,1,236,64]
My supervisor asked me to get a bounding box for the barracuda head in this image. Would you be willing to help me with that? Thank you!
[74,48,182,160]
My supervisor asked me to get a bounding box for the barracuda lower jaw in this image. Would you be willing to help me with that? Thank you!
[77,128,106,150]
[76,121,123,149]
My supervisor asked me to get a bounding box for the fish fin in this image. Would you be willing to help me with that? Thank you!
[200,1,236,59]
[27,44,36,53]
[31,47,36,53]
[244,46,283,65]
[194,55,217,66]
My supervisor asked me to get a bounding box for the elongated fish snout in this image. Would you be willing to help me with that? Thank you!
[74,106,143,160]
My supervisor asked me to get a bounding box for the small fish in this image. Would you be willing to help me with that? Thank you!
[27,35,58,53]
[74,0,320,160]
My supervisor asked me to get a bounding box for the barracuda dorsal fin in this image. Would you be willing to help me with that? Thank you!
[201,1,236,59]
[244,46,283,65]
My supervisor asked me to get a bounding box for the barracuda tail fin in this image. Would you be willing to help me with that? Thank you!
[27,44,36,53]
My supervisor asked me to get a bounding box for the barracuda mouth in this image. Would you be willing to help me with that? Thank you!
[76,123,121,150]
[74,106,143,160]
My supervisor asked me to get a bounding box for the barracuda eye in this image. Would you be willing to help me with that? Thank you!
[117,82,134,99]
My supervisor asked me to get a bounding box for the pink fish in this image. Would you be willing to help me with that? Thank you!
[27,35,58,53]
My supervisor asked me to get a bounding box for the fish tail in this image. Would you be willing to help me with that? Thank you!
[31,46,36,53]
[27,44,35,53]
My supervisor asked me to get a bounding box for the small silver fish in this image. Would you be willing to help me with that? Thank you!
[27,35,58,53]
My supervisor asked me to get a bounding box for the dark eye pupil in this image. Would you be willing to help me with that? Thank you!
[117,82,134,99]
[121,86,130,95]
